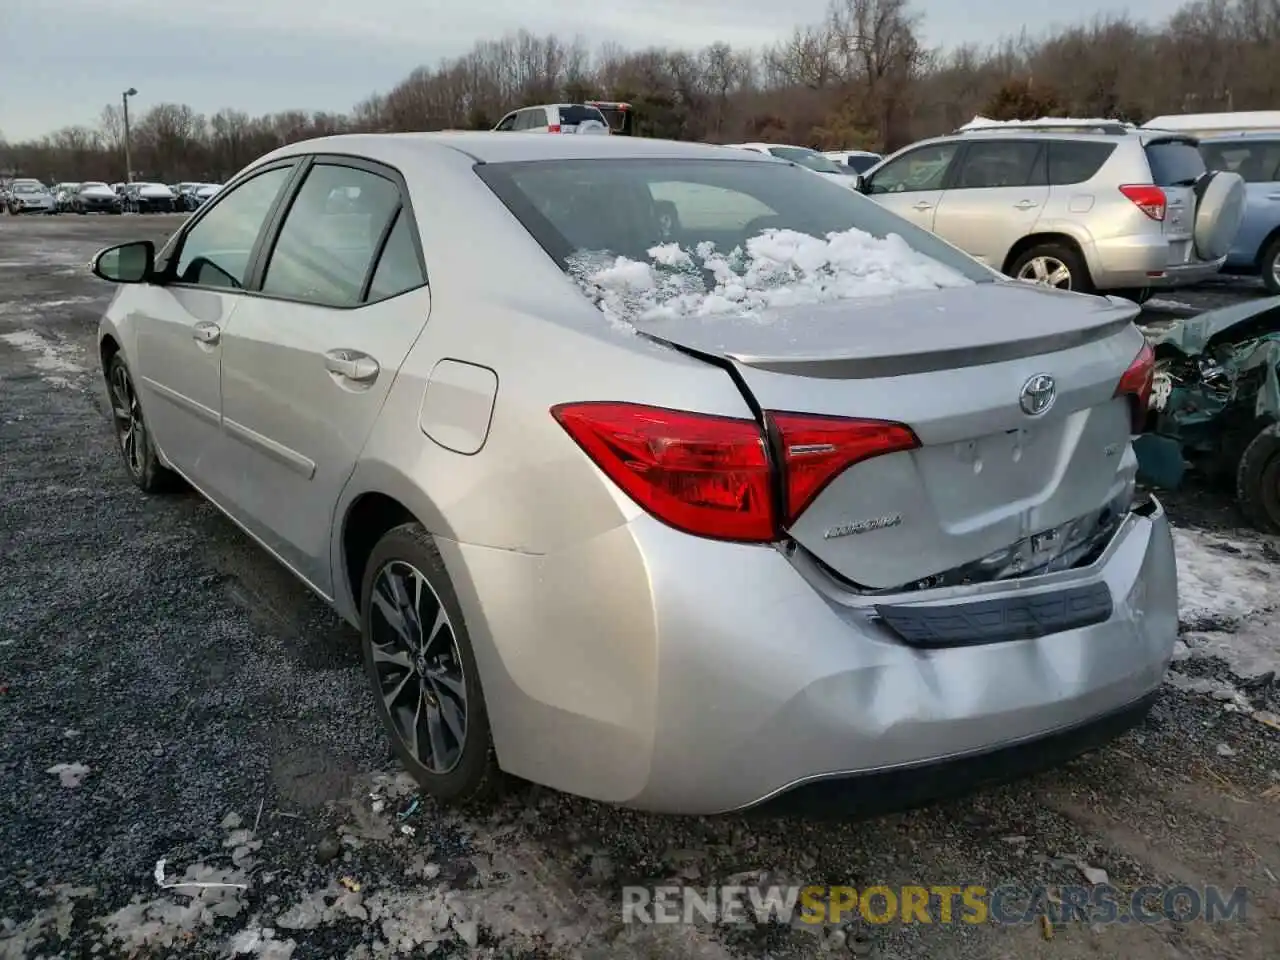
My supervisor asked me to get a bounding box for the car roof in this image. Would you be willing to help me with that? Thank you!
[1197,131,1280,142]
[266,132,778,166]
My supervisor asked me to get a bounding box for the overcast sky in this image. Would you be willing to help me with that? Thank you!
[2,0,1177,141]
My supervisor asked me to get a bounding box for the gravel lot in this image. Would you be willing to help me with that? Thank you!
[2,215,1278,960]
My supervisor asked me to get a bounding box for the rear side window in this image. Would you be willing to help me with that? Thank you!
[1145,141,1207,186]
[1047,141,1115,185]
[366,211,426,301]
[952,141,1044,189]
[1200,141,1280,183]
[261,163,401,307]
[516,110,545,131]
[558,105,607,126]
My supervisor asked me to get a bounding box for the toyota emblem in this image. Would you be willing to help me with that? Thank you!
[1019,374,1056,416]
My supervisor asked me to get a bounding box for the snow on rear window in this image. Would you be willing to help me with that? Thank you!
[568,226,973,328]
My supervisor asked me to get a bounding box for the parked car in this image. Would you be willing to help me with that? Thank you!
[725,143,858,187]
[5,179,56,214]
[1144,111,1280,138]
[857,122,1246,299]
[73,181,123,214]
[824,149,883,174]
[177,182,221,212]
[123,182,177,213]
[112,182,126,195]
[492,103,610,134]
[89,133,1176,815]
[52,183,80,213]
[1197,133,1280,293]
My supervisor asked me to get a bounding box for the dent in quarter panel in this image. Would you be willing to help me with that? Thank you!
[419,359,498,455]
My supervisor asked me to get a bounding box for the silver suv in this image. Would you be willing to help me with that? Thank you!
[860,122,1246,296]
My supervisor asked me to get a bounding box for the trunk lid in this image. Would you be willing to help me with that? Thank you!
[633,281,1143,589]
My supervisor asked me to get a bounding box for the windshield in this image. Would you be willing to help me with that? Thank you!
[476,158,993,283]
[82,182,108,190]
[767,146,845,175]
[13,182,43,194]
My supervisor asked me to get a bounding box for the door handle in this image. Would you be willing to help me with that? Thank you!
[912,201,934,211]
[192,321,221,345]
[1013,200,1040,210]
[1267,193,1280,201]
[324,349,379,383]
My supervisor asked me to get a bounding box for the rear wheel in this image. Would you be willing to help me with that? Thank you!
[1260,236,1280,296]
[1008,243,1094,294]
[360,523,502,805]
[106,354,181,493]
[1237,422,1280,534]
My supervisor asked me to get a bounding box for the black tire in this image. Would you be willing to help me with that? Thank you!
[360,522,501,805]
[105,353,181,493]
[1260,235,1280,296]
[1008,242,1095,294]
[1236,422,1280,534]
[1112,287,1154,305]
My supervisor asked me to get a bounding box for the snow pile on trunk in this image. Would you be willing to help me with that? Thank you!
[569,227,973,327]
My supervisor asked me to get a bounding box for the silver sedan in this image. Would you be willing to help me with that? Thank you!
[89,132,1178,815]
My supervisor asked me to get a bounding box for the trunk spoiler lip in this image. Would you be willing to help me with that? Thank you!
[634,291,1141,380]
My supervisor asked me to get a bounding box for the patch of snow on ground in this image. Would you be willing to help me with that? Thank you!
[569,227,972,327]
[0,329,86,387]
[1173,526,1274,624]
[1172,525,1279,680]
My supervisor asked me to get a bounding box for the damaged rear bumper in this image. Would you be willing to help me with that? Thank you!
[446,495,1177,814]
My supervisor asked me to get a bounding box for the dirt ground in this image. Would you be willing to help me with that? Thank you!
[1,214,1277,960]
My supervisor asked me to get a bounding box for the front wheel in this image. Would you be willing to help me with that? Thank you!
[1008,243,1095,294]
[361,523,501,805]
[105,354,181,493]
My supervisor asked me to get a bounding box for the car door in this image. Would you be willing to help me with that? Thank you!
[211,156,431,595]
[930,139,1049,267]
[862,141,961,231]
[130,162,297,486]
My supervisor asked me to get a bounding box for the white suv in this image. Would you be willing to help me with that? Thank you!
[493,104,610,135]
[858,122,1246,296]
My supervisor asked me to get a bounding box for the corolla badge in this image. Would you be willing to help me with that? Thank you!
[1019,373,1056,417]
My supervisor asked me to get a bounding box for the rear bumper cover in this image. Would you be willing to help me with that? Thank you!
[1090,235,1225,289]
[443,497,1178,814]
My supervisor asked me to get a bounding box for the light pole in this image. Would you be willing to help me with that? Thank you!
[122,87,137,182]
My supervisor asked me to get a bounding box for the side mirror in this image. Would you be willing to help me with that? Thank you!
[91,240,155,284]
[853,174,867,193]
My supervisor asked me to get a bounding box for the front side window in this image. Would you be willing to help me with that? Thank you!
[866,143,959,194]
[495,114,517,132]
[260,163,401,307]
[477,157,993,282]
[173,166,293,289]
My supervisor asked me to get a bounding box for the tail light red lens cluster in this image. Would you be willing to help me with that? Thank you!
[551,402,919,542]
[1114,341,1155,433]
[1119,184,1167,221]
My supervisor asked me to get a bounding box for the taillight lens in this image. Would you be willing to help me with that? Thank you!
[769,412,920,524]
[1119,184,1166,221]
[548,124,562,133]
[551,402,776,541]
[552,403,920,541]
[1115,342,1155,433]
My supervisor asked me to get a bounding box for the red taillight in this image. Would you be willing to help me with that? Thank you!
[552,402,919,541]
[1119,184,1166,221]
[1115,342,1156,433]
[551,402,776,541]
[548,124,562,133]
[769,412,920,524]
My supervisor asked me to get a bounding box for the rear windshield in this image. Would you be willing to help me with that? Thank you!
[475,158,993,282]
[559,105,607,126]
[1144,141,1207,186]
[845,154,881,173]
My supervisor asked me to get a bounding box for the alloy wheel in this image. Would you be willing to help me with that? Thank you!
[369,560,468,775]
[109,364,146,477]
[1017,256,1073,290]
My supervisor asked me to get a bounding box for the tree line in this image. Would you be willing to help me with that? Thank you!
[2,0,1277,183]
